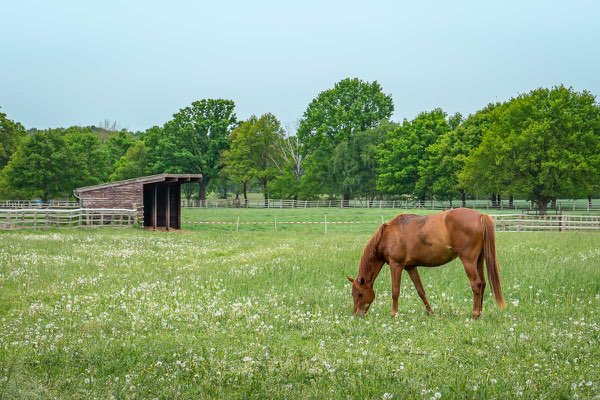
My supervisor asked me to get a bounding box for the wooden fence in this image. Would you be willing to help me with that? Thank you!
[493,214,600,232]
[184,214,600,232]
[181,198,599,212]
[0,208,138,230]
[0,200,79,209]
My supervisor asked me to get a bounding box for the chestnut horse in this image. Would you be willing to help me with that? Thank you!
[347,208,505,318]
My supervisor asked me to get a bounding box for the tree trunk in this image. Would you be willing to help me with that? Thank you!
[589,194,593,210]
[551,197,557,209]
[497,193,502,208]
[243,182,248,207]
[461,189,466,208]
[263,179,269,207]
[342,193,350,208]
[509,195,514,209]
[537,197,550,215]
[491,193,497,208]
[198,181,207,206]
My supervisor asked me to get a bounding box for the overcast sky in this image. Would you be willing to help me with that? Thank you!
[1,0,599,132]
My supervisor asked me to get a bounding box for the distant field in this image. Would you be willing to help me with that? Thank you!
[0,221,598,398]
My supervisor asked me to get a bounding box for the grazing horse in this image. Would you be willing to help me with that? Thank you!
[347,208,505,318]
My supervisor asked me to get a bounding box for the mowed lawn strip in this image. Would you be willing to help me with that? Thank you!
[0,224,598,399]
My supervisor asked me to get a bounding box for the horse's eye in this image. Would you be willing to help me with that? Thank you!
[358,293,363,297]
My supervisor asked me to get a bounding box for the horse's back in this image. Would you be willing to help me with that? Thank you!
[382,208,486,267]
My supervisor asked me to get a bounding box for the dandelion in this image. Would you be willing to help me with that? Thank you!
[243,356,253,362]
[382,393,393,400]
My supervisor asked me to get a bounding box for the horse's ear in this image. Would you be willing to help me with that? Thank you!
[359,277,365,285]
[346,275,354,283]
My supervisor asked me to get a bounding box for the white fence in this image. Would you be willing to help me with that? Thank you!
[493,214,600,232]
[0,200,79,209]
[185,214,600,232]
[181,198,600,212]
[0,208,138,230]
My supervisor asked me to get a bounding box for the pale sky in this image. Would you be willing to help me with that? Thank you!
[1,0,599,132]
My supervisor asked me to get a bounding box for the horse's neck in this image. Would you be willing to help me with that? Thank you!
[359,257,385,287]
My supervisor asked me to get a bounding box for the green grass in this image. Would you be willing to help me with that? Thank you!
[0,210,598,399]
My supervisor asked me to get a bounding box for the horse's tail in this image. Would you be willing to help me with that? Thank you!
[481,215,505,309]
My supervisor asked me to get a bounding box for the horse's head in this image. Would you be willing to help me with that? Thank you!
[347,275,375,316]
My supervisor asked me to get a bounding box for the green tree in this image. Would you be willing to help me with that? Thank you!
[0,109,26,170]
[377,109,449,200]
[102,130,136,171]
[145,99,236,202]
[63,127,111,188]
[297,78,394,200]
[415,106,504,206]
[460,86,600,214]
[331,120,395,200]
[2,128,110,200]
[0,130,71,200]
[223,113,285,203]
[111,141,148,181]
[269,134,305,200]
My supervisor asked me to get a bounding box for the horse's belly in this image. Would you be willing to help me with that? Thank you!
[411,245,457,267]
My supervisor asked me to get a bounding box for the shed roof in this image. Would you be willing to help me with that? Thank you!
[75,174,202,194]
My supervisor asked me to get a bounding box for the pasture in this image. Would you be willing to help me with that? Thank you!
[0,209,598,399]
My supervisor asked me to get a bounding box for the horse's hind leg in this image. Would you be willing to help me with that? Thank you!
[460,255,484,319]
[389,262,404,318]
[476,252,486,315]
[406,267,433,315]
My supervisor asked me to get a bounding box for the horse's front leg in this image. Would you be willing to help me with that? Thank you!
[406,267,433,315]
[389,262,404,317]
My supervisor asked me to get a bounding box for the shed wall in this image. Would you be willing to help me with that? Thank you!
[79,183,144,219]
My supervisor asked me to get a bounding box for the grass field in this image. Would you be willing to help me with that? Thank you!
[0,209,599,399]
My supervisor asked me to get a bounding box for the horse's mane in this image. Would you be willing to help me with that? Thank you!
[358,223,387,282]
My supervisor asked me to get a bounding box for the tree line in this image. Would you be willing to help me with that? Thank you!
[1,78,599,214]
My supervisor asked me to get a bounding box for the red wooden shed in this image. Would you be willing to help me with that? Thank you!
[75,174,202,229]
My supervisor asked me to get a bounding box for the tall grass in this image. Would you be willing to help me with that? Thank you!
[0,222,598,398]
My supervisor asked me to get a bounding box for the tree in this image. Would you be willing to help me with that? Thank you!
[330,120,395,201]
[297,78,394,200]
[145,99,237,202]
[460,86,600,214]
[63,127,111,188]
[111,141,148,181]
[102,130,136,171]
[377,109,450,200]
[269,133,305,199]
[2,128,111,200]
[0,109,26,170]
[415,106,505,206]
[223,113,286,203]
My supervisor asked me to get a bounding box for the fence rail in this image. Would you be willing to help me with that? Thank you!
[0,208,138,230]
[181,198,599,212]
[0,200,79,209]
[493,214,600,232]
[185,214,600,232]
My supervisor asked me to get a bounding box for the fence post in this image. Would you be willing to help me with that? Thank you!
[559,213,563,232]
[237,216,240,231]
[274,216,277,231]
[324,214,327,235]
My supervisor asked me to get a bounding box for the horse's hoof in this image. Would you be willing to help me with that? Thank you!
[391,312,398,318]
[426,309,434,316]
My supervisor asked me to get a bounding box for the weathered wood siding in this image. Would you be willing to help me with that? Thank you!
[79,183,144,220]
